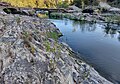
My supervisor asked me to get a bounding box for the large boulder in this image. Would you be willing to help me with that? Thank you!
[68,5,82,11]
[99,2,111,10]
[109,7,120,14]
[3,8,33,16]
[66,5,82,13]
[0,2,11,7]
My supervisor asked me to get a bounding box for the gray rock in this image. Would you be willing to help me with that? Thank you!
[0,13,113,84]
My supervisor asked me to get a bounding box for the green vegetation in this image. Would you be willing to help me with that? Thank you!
[15,16,21,24]
[49,59,56,72]
[72,0,99,8]
[44,41,51,52]
[105,15,120,23]
[22,31,36,55]
[57,0,70,8]
[37,13,48,18]
[47,31,62,40]
[22,31,32,41]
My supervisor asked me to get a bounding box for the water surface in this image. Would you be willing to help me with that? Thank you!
[50,19,120,83]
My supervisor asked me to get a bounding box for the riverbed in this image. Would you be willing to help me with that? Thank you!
[50,19,120,83]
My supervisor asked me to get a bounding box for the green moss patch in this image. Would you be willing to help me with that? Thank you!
[47,31,62,40]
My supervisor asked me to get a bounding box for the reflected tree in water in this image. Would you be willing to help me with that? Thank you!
[117,31,120,42]
[72,21,81,32]
[64,19,68,26]
[72,21,96,32]
[104,24,118,38]
[87,23,96,32]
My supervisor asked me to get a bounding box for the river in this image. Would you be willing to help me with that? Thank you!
[50,19,120,83]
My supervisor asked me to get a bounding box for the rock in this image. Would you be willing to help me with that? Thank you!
[72,72,77,82]
[2,7,36,16]
[99,2,111,10]
[109,7,120,14]
[0,11,7,15]
[0,2,11,7]
[0,13,113,84]
[67,5,82,13]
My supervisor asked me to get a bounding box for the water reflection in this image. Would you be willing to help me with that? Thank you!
[117,31,120,42]
[51,19,120,83]
[64,19,120,42]
[72,21,97,32]
[104,26,118,38]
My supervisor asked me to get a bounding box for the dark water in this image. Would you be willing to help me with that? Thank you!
[50,19,120,83]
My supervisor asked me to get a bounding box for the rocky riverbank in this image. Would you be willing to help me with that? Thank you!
[1,5,120,25]
[0,13,113,84]
[50,12,120,24]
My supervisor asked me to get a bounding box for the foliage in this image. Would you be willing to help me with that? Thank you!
[47,31,59,40]
[105,15,120,23]
[1,0,120,8]
[37,13,48,18]
[1,0,36,7]
[1,0,72,8]
[57,0,70,8]
[72,0,99,8]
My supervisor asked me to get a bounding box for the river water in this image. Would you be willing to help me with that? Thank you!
[50,19,120,83]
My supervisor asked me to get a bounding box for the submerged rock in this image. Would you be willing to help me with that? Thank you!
[0,14,112,84]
